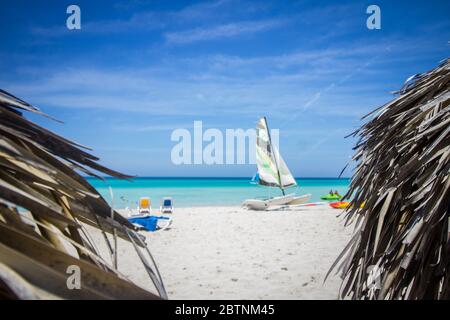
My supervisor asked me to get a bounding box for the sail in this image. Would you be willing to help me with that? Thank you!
[250,172,260,184]
[274,147,297,188]
[255,117,297,189]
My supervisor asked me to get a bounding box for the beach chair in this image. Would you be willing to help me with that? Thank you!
[160,197,174,214]
[138,197,152,215]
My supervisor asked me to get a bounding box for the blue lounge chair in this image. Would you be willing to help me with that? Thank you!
[160,197,174,214]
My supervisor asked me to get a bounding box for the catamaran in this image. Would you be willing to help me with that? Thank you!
[242,117,311,210]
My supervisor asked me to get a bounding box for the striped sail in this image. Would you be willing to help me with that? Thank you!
[255,117,297,189]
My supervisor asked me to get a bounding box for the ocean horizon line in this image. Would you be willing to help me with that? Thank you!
[85,176,351,180]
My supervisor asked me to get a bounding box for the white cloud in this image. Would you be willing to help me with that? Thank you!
[164,18,287,44]
[30,0,249,37]
[31,11,164,37]
[1,58,384,120]
[2,34,444,121]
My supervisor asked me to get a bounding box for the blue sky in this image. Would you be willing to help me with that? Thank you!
[0,0,449,177]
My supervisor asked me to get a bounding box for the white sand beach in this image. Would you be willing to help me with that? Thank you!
[89,205,353,300]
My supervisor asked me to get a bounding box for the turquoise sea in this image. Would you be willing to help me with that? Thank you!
[88,177,350,208]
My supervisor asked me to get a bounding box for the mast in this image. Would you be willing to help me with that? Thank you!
[263,116,285,195]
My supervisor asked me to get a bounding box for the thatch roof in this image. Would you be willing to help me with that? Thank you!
[330,59,449,299]
[0,89,166,299]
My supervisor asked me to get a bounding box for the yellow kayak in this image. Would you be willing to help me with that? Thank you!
[330,201,350,209]
[330,201,365,209]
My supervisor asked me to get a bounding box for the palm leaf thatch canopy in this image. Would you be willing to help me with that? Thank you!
[331,58,450,299]
[0,89,166,299]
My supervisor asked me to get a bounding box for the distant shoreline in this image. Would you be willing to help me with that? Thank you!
[86,177,351,207]
[85,176,351,180]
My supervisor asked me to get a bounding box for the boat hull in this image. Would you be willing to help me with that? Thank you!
[243,194,311,210]
[241,199,269,210]
[286,194,311,205]
[266,194,295,206]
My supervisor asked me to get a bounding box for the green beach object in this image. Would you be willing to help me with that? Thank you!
[320,194,342,201]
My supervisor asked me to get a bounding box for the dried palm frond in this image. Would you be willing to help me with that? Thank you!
[0,89,166,299]
[330,58,450,299]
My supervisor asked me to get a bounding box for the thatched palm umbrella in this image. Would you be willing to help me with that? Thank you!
[330,58,449,299]
[0,89,166,299]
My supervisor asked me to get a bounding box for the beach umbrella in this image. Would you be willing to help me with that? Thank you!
[0,89,166,299]
[329,58,449,299]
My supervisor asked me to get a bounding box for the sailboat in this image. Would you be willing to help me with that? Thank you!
[242,117,311,210]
